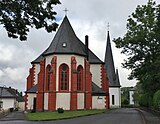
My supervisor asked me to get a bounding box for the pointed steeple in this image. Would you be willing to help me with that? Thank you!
[115,69,121,86]
[104,31,117,87]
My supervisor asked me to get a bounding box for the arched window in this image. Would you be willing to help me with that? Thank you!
[59,64,69,91]
[77,65,83,91]
[46,65,51,91]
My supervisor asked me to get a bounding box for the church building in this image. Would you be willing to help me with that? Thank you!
[25,16,120,111]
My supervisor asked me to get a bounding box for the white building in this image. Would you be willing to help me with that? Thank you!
[0,87,24,110]
[129,88,135,105]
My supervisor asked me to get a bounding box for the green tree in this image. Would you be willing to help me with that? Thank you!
[132,82,143,105]
[113,0,160,97]
[153,90,160,110]
[121,87,130,105]
[0,0,61,41]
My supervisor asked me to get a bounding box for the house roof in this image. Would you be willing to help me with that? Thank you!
[31,16,103,64]
[104,31,121,87]
[0,87,16,98]
[0,87,24,101]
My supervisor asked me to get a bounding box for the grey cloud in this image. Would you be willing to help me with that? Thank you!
[1,0,157,92]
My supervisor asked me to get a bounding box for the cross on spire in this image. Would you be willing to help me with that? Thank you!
[64,8,69,16]
[107,22,110,31]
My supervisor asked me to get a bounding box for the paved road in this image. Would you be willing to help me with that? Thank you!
[0,108,146,124]
[0,110,26,121]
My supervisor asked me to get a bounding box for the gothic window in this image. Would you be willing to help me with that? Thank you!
[46,65,51,91]
[77,65,83,91]
[59,64,69,91]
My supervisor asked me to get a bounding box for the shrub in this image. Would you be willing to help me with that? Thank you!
[31,109,36,113]
[153,90,160,110]
[9,108,14,112]
[15,108,19,111]
[139,94,151,107]
[57,108,64,113]
[122,99,129,105]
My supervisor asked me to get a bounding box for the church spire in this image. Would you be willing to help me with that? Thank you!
[104,30,116,86]
[104,30,121,87]
[115,69,121,86]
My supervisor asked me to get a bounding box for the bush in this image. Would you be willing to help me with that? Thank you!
[122,99,129,105]
[31,109,36,113]
[15,108,19,111]
[139,94,152,107]
[9,108,14,112]
[57,108,64,113]
[153,90,160,110]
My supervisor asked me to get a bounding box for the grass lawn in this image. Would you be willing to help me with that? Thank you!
[26,109,106,121]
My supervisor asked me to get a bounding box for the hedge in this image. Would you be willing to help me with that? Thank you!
[153,90,160,110]
[139,94,152,107]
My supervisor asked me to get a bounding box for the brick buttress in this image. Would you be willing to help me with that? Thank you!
[48,56,57,111]
[85,59,92,110]
[36,59,45,111]
[70,56,77,110]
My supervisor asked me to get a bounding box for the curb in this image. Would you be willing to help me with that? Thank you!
[135,108,147,124]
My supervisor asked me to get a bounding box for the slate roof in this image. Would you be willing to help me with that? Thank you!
[0,87,16,98]
[26,84,37,93]
[92,82,106,96]
[31,16,103,64]
[0,87,24,102]
[43,16,86,56]
[115,69,121,87]
[104,31,121,87]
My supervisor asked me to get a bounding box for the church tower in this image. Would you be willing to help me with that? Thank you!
[104,31,121,108]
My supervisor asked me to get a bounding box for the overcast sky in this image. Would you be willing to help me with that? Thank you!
[0,0,159,92]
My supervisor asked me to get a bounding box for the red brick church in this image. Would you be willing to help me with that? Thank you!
[25,16,120,111]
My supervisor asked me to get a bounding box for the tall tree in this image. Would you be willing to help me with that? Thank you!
[113,0,160,96]
[0,0,61,41]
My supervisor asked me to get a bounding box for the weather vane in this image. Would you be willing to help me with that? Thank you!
[63,8,69,16]
[107,22,110,31]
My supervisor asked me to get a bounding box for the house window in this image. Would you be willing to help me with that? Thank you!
[77,65,83,91]
[46,65,51,91]
[59,64,69,91]
[112,95,115,105]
